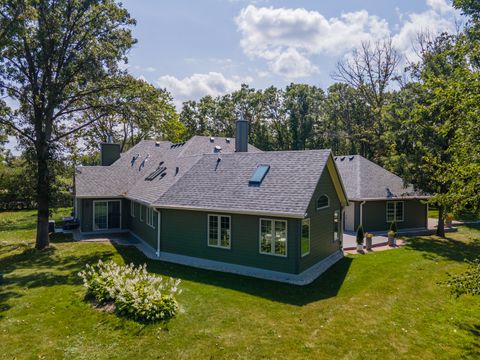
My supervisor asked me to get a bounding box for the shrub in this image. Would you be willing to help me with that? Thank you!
[356,225,364,245]
[78,260,182,322]
[389,221,397,236]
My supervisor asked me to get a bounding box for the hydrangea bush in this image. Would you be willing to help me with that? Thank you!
[78,260,182,322]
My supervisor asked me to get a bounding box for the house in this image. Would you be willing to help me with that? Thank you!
[75,119,349,285]
[334,155,430,233]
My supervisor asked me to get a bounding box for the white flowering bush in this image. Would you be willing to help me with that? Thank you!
[78,260,182,322]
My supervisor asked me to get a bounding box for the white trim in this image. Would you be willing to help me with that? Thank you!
[386,201,404,223]
[301,218,310,257]
[316,194,330,211]
[333,210,341,242]
[151,204,304,219]
[207,214,231,249]
[76,195,123,199]
[92,200,122,231]
[146,207,155,228]
[349,196,431,201]
[259,218,288,257]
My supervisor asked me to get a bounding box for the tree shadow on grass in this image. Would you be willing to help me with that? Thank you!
[404,231,480,263]
[458,323,480,358]
[0,245,115,315]
[113,244,352,306]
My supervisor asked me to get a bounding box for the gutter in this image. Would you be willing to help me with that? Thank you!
[349,196,431,202]
[359,201,366,227]
[150,204,305,219]
[154,208,161,257]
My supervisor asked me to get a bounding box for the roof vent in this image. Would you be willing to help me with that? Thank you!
[249,164,270,187]
[210,137,215,142]
[131,154,140,166]
[175,167,179,176]
[226,138,231,143]
[340,156,345,161]
[155,141,160,147]
[214,145,222,153]
[349,156,354,160]
[139,154,150,170]
[170,141,186,149]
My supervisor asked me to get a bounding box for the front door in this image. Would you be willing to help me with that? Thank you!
[93,200,121,231]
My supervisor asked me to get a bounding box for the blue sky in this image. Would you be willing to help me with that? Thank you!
[121,0,461,105]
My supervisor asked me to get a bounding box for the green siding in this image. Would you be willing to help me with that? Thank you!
[128,201,158,249]
[298,166,343,273]
[361,199,428,232]
[160,209,300,274]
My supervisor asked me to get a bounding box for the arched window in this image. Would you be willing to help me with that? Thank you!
[317,195,330,210]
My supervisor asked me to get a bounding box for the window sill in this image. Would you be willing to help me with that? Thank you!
[208,244,231,250]
[259,251,287,258]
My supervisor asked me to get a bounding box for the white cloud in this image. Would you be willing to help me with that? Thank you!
[270,48,318,78]
[235,1,461,77]
[393,0,461,62]
[157,72,251,106]
[235,5,390,78]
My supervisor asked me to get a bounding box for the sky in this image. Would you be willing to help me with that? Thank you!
[5,0,462,153]
[121,0,462,105]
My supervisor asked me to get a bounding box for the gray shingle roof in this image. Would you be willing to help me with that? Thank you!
[154,150,332,217]
[75,136,260,202]
[334,155,428,200]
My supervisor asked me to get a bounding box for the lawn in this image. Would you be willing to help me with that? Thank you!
[1,209,479,359]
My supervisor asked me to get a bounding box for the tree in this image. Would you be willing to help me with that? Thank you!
[333,39,400,162]
[284,83,324,150]
[0,0,135,249]
[81,76,184,153]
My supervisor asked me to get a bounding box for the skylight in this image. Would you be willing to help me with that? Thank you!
[249,165,270,186]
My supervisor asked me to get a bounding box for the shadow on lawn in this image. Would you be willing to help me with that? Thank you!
[404,227,480,263]
[113,244,352,306]
[0,244,115,317]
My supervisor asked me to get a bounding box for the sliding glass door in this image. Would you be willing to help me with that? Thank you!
[93,200,121,231]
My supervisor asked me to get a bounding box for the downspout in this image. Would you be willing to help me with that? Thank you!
[359,201,366,228]
[154,208,161,257]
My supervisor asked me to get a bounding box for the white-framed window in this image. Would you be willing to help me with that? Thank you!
[140,205,144,222]
[130,200,135,217]
[317,194,330,210]
[146,207,155,228]
[301,218,310,257]
[333,210,340,242]
[259,219,287,257]
[208,215,231,248]
[386,201,404,222]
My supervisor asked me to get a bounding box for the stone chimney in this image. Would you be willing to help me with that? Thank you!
[100,136,120,166]
[235,114,249,152]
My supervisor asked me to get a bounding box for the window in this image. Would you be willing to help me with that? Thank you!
[208,215,231,248]
[140,205,144,221]
[260,219,287,257]
[146,207,155,228]
[317,195,329,210]
[333,210,340,241]
[130,201,135,217]
[301,218,310,256]
[93,200,121,231]
[249,165,270,186]
[386,201,404,222]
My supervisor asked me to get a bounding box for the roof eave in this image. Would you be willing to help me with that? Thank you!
[151,204,305,219]
[348,195,431,201]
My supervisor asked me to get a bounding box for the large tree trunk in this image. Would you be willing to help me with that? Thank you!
[436,205,446,238]
[35,146,50,250]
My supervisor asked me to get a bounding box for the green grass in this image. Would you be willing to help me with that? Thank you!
[428,208,479,222]
[1,209,479,359]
